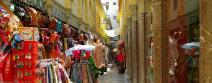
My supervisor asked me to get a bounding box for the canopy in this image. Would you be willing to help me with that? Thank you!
[181,42,200,50]
[65,45,95,56]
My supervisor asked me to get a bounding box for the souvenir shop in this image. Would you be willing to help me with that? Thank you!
[0,1,109,83]
[168,11,200,83]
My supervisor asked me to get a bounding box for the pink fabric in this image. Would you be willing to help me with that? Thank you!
[73,50,81,60]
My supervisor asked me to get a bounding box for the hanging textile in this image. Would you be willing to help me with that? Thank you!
[71,63,82,83]
[68,47,97,83]
[70,61,95,83]
[36,59,71,83]
[48,17,57,30]
[94,44,103,68]
[0,2,23,82]
[26,7,38,27]
[56,19,62,33]
[12,41,38,83]
[81,63,89,83]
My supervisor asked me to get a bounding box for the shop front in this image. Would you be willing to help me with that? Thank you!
[168,10,199,83]
[0,1,110,83]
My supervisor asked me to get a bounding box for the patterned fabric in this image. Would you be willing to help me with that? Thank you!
[26,7,38,26]
[38,62,71,83]
[86,63,93,83]
[88,56,99,78]
[71,63,82,83]
[94,44,103,68]
[82,64,89,83]
[48,17,57,30]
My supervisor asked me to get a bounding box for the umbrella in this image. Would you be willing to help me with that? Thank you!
[80,45,96,51]
[65,45,95,56]
[181,42,200,50]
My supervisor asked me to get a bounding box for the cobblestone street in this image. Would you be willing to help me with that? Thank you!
[98,67,129,83]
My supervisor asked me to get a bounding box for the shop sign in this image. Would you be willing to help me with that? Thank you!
[19,27,40,41]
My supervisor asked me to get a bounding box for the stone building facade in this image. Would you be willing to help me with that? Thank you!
[118,0,212,83]
[2,0,109,40]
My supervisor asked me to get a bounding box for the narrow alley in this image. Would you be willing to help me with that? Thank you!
[0,0,212,83]
[98,67,129,83]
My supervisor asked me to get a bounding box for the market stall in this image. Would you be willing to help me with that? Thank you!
[0,1,110,83]
[66,45,97,83]
[0,1,72,82]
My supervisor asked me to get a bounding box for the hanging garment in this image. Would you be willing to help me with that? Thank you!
[49,33,58,43]
[13,5,26,22]
[26,7,38,27]
[88,56,99,79]
[37,60,71,83]
[1,54,14,82]
[83,50,91,60]
[55,66,62,83]
[71,63,82,83]
[0,29,10,65]
[47,67,51,83]
[51,64,58,83]
[22,6,31,26]
[67,38,75,48]
[49,66,54,83]
[94,44,103,68]
[38,12,49,28]
[60,63,71,83]
[73,50,81,60]
[58,40,63,51]
[45,67,48,83]
[58,67,64,83]
[81,63,89,83]
[56,20,62,33]
[0,6,10,28]
[86,63,93,83]
[48,17,57,30]
[60,67,70,83]
[37,11,42,27]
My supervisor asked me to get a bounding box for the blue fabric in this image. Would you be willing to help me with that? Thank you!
[14,34,23,42]
[47,67,51,83]
[12,34,23,49]
[45,68,48,83]
[56,20,62,33]
[71,63,82,83]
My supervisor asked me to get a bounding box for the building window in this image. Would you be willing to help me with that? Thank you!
[106,2,109,10]
[113,2,116,5]
[113,16,117,20]
[174,0,178,10]
[106,2,109,5]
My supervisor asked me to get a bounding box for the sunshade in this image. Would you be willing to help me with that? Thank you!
[181,42,200,50]
[65,45,95,56]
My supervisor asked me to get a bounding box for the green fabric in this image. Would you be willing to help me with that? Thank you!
[88,56,99,78]
[50,64,58,83]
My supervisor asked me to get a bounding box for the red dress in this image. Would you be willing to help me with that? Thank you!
[116,53,125,63]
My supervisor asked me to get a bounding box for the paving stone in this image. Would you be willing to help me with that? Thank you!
[98,68,129,83]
